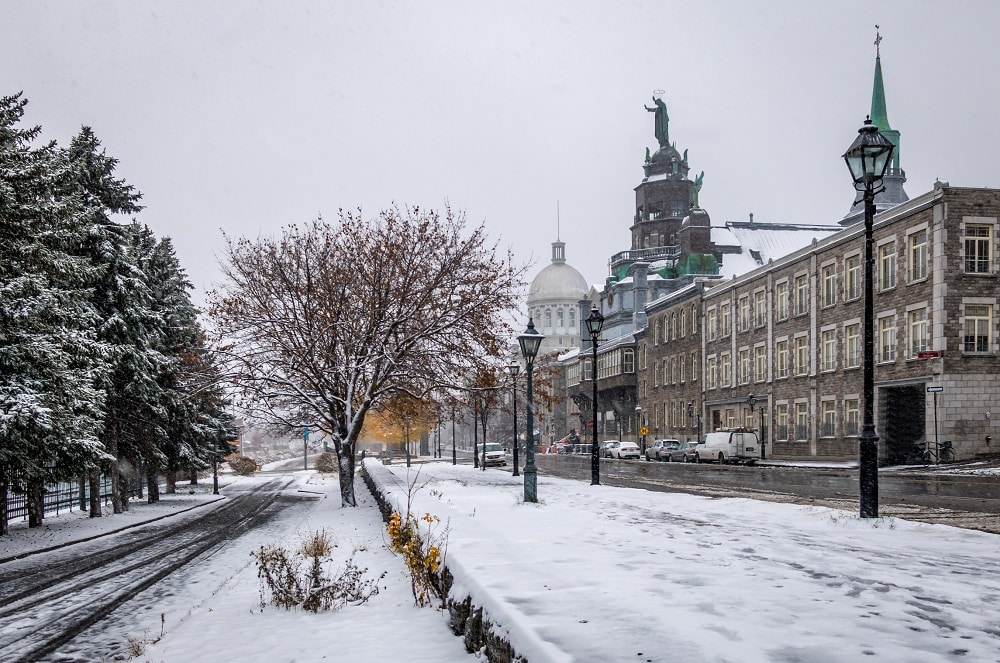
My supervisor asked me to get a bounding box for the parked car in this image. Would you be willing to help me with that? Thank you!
[600,440,618,458]
[663,440,700,462]
[483,442,507,466]
[645,438,681,461]
[610,441,641,460]
[693,429,760,464]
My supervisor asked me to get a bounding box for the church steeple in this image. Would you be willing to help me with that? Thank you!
[840,27,909,226]
[869,28,901,171]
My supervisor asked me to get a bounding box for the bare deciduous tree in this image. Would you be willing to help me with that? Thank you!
[209,206,525,505]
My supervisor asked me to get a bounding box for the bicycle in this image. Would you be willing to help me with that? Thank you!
[922,440,955,464]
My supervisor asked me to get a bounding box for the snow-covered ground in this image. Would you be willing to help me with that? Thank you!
[3,459,999,662]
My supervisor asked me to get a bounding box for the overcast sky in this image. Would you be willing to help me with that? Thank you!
[5,1,999,303]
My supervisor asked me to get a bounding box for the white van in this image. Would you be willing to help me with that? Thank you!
[694,428,760,464]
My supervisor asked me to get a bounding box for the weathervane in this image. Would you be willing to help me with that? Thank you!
[874,25,882,57]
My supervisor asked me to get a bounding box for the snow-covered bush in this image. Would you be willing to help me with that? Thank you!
[314,452,337,474]
[227,454,258,476]
[251,529,384,612]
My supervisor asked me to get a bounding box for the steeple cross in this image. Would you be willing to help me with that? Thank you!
[874,25,882,57]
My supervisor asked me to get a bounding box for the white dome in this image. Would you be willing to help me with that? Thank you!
[527,240,587,306]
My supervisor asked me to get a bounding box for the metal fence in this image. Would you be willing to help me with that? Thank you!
[6,475,141,523]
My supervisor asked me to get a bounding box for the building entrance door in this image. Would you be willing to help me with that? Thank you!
[883,385,926,465]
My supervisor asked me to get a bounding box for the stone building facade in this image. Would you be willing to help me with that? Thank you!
[699,183,1000,462]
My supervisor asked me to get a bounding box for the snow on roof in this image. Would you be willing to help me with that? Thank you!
[714,221,841,280]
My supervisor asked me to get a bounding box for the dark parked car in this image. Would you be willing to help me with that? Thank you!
[663,441,700,462]
[645,438,680,461]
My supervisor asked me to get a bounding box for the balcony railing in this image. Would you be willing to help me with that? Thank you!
[610,245,680,268]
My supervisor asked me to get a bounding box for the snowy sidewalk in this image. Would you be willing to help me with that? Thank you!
[366,459,1000,663]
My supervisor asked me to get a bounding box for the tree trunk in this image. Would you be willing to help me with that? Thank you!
[189,468,199,485]
[136,463,144,499]
[118,468,129,512]
[146,466,160,503]
[27,478,43,528]
[110,461,123,514]
[89,468,102,518]
[165,470,177,494]
[338,439,357,507]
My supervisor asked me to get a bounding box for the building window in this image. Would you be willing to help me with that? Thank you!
[557,308,564,329]
[879,315,897,362]
[720,302,731,337]
[707,308,717,341]
[754,290,766,327]
[623,348,635,374]
[822,265,837,308]
[670,357,677,384]
[845,254,861,301]
[738,296,750,332]
[569,308,576,329]
[776,340,789,378]
[670,313,677,341]
[583,358,592,381]
[909,308,928,357]
[965,224,992,273]
[821,401,836,437]
[909,229,928,282]
[795,403,808,440]
[794,336,809,376]
[844,399,859,436]
[639,343,647,370]
[653,361,660,387]
[879,242,896,290]
[963,304,992,352]
[679,354,686,383]
[776,404,789,440]
[691,305,698,335]
[754,345,766,382]
[795,274,808,315]
[544,310,552,331]
[707,356,717,389]
[690,351,698,382]
[679,309,686,338]
[738,349,750,385]
[821,329,836,372]
[845,323,861,368]
[721,352,732,386]
[776,282,789,321]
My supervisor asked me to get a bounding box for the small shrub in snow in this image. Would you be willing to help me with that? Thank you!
[315,452,337,474]
[386,470,450,607]
[227,454,258,476]
[251,529,385,612]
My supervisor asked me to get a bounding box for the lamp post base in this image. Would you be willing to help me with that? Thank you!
[859,427,879,518]
[523,464,537,503]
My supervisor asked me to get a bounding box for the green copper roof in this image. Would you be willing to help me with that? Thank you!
[870,56,890,130]
[869,55,901,170]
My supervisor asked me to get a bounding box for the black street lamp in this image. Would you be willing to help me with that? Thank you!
[746,393,757,428]
[844,116,895,519]
[518,318,544,503]
[509,361,521,477]
[585,304,605,485]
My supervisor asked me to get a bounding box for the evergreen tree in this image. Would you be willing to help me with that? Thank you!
[0,94,106,530]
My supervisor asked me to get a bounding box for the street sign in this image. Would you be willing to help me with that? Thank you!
[926,386,944,393]
[918,350,942,359]
[640,426,649,437]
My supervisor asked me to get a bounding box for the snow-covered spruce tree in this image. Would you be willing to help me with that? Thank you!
[209,206,525,506]
[64,128,170,514]
[146,235,236,494]
[0,94,107,531]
